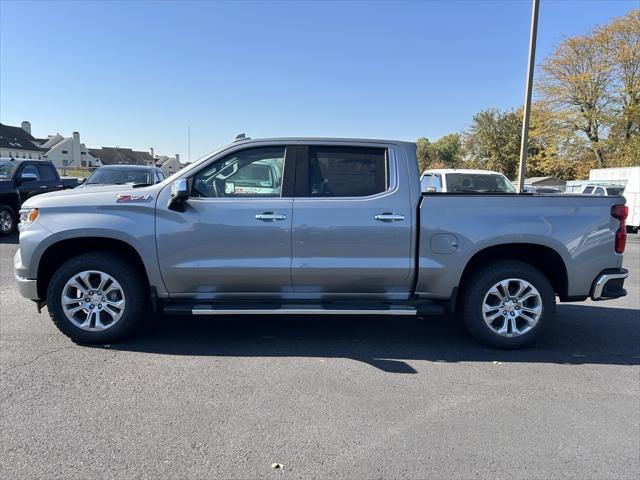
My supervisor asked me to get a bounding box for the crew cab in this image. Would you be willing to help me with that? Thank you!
[14,137,629,348]
[0,159,70,235]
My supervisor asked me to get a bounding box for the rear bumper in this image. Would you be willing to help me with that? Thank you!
[590,268,629,301]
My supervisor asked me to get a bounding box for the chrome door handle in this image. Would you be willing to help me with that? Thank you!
[374,213,405,222]
[255,212,287,221]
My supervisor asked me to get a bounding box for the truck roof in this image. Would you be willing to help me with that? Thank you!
[0,158,46,164]
[423,168,506,176]
[231,137,416,147]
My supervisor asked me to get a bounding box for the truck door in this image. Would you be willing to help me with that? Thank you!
[36,163,64,193]
[291,145,414,299]
[155,145,295,296]
[15,163,47,201]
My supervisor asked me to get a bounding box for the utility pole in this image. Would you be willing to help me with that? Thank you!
[517,0,540,193]
[188,126,191,163]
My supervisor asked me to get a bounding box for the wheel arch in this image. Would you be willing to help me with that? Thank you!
[458,243,569,302]
[37,237,150,300]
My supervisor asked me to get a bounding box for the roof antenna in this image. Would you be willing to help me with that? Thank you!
[233,133,249,142]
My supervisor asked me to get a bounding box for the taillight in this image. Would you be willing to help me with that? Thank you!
[611,204,628,254]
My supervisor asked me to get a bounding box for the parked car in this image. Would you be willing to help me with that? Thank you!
[79,164,165,188]
[421,168,516,193]
[577,184,626,196]
[14,137,629,348]
[0,159,68,235]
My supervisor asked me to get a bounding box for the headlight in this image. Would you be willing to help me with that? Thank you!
[19,208,39,227]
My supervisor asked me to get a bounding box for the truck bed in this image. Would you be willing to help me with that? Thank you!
[415,193,625,301]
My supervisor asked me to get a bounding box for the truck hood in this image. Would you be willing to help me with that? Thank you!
[21,183,164,209]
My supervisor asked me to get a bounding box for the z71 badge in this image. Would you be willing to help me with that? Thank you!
[116,193,151,202]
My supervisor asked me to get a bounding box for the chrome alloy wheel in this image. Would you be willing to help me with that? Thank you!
[61,270,126,331]
[482,278,542,337]
[0,209,12,233]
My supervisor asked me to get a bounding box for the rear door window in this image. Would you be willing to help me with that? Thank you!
[300,146,387,197]
[37,164,58,181]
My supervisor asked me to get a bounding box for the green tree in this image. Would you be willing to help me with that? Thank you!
[430,133,462,168]
[416,137,432,172]
[416,134,462,172]
[462,109,522,179]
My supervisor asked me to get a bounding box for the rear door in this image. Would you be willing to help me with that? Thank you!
[36,163,63,193]
[291,144,413,299]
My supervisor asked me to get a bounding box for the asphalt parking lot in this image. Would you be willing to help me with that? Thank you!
[1,233,638,479]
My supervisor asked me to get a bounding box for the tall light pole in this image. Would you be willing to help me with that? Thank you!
[517,0,540,192]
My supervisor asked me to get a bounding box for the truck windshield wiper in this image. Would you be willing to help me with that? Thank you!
[132,183,153,188]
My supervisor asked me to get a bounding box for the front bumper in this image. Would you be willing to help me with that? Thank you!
[14,248,39,300]
[590,268,629,301]
[15,273,39,300]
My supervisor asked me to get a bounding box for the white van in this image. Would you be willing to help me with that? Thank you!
[589,167,640,232]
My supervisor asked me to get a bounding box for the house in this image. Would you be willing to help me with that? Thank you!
[41,131,100,170]
[0,121,45,160]
[525,176,566,189]
[155,153,186,176]
[89,147,156,166]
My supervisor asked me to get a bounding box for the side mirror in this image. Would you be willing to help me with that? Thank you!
[168,179,189,212]
[19,172,38,183]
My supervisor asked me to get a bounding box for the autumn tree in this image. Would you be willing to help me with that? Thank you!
[537,9,640,169]
[538,33,614,168]
[601,10,640,166]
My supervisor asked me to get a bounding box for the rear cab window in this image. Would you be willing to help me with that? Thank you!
[445,173,516,193]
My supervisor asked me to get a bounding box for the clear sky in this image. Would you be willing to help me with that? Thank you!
[0,0,636,161]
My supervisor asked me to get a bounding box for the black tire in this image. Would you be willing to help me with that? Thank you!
[0,204,16,235]
[46,252,147,344]
[460,260,555,349]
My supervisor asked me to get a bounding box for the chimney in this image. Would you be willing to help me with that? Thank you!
[72,131,81,166]
[149,147,154,158]
[21,121,31,135]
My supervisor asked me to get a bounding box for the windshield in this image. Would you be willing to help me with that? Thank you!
[86,168,152,185]
[0,161,17,180]
[445,173,516,193]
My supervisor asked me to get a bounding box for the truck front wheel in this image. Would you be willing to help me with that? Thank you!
[461,261,555,349]
[0,205,16,235]
[46,252,147,344]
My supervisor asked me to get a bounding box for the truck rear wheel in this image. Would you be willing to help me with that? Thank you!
[461,260,555,349]
[0,205,16,235]
[46,252,146,344]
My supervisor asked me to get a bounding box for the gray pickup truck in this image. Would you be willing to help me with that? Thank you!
[14,137,630,348]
